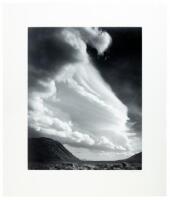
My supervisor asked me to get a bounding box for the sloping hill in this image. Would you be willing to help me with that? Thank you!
[28,137,79,163]
[123,152,142,163]
[28,137,142,170]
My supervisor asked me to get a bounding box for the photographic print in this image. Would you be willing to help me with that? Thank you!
[28,27,142,170]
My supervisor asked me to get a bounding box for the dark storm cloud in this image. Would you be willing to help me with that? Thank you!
[28,27,111,89]
[28,28,78,72]
[28,28,79,90]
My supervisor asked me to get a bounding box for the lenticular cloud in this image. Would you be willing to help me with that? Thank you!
[28,28,133,159]
[54,62,130,150]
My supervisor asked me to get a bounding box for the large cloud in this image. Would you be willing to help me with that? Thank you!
[28,27,141,160]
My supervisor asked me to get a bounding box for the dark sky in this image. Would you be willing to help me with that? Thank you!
[87,27,142,135]
[29,27,142,135]
[28,27,142,160]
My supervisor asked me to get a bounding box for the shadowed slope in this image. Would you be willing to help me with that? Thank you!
[125,152,142,163]
[28,137,79,163]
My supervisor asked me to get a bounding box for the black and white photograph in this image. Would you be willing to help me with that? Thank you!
[28,27,142,170]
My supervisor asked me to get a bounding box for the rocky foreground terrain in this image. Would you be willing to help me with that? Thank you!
[28,137,142,170]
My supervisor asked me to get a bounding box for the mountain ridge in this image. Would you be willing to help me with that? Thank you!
[28,137,142,170]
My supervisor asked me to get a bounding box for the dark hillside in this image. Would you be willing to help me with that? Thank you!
[28,137,79,163]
